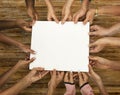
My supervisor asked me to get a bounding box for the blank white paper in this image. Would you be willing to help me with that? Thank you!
[30,21,89,72]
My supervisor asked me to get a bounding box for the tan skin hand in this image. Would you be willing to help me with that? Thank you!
[64,72,74,83]
[89,38,109,53]
[48,69,64,88]
[73,8,87,23]
[25,67,49,83]
[90,25,113,36]
[89,56,111,69]
[16,19,32,32]
[15,57,35,69]
[78,72,88,87]
[19,44,35,54]
[27,8,38,24]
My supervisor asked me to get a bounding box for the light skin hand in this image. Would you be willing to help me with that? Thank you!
[64,72,76,95]
[78,72,88,87]
[89,56,112,69]
[47,7,59,23]
[83,9,95,24]
[89,37,109,53]
[61,0,74,24]
[45,0,59,23]
[90,25,113,36]
[73,8,87,24]
[90,37,120,53]
[47,69,64,95]
[64,72,74,83]
[88,65,109,95]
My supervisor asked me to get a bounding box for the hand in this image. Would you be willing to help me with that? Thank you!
[83,9,95,25]
[64,72,74,83]
[19,44,35,54]
[61,4,72,24]
[16,19,32,32]
[73,8,87,23]
[89,56,112,69]
[27,8,38,24]
[90,25,113,36]
[48,69,64,88]
[89,38,109,53]
[88,64,101,82]
[64,72,76,95]
[47,7,59,23]
[78,72,88,87]
[15,57,35,69]
[24,67,49,83]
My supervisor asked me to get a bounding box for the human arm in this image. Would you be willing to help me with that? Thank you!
[89,56,120,71]
[44,0,59,23]
[47,69,64,95]
[25,0,38,24]
[0,33,35,54]
[0,19,32,32]
[64,72,76,95]
[0,67,49,95]
[73,0,91,23]
[0,58,35,88]
[89,37,120,53]
[84,5,120,24]
[90,23,120,36]
[88,65,109,95]
[61,0,74,24]
[78,72,94,95]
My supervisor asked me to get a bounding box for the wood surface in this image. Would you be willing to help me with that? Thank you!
[0,0,120,95]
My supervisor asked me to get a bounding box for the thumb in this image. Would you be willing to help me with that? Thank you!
[61,15,68,24]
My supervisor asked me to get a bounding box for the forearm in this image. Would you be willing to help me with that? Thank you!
[95,79,108,95]
[0,78,31,95]
[64,0,74,8]
[0,33,23,48]
[47,86,56,95]
[81,0,90,10]
[104,37,120,47]
[109,23,120,35]
[108,61,120,70]
[0,20,18,30]
[44,0,53,9]
[0,64,19,87]
[98,5,120,16]
[25,0,35,9]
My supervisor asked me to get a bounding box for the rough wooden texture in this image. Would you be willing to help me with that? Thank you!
[0,0,120,95]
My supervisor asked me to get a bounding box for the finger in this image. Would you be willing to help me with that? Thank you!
[61,15,68,24]
[90,25,99,31]
[89,32,97,36]
[78,72,83,86]
[41,71,49,78]
[74,14,82,24]
[23,26,32,32]
[52,69,56,79]
[47,17,52,21]
[82,73,88,82]
[26,48,36,54]
[68,15,72,21]
[70,72,74,83]
[64,72,69,82]
[27,57,36,64]
[83,16,89,25]
[53,15,59,23]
